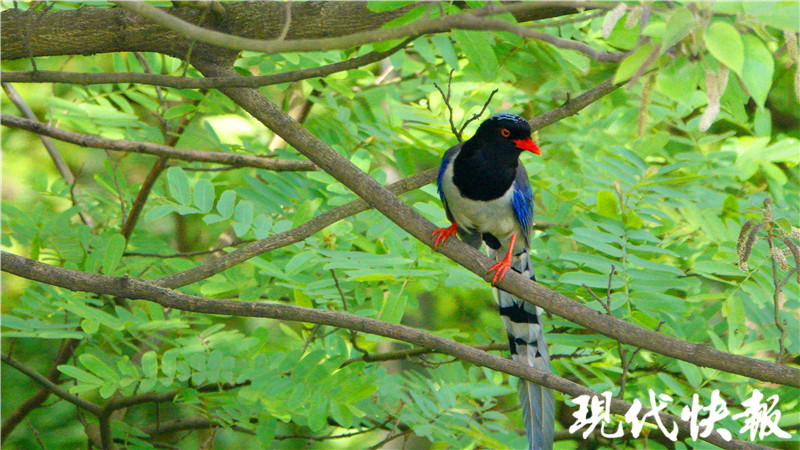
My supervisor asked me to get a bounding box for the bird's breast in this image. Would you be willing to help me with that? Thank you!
[441,163,520,241]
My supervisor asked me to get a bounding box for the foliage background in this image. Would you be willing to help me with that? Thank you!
[1,1,799,448]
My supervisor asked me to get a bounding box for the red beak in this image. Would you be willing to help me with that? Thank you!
[513,138,541,155]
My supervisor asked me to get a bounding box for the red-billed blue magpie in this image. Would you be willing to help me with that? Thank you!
[433,112,554,450]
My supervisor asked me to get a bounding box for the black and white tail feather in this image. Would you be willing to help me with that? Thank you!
[491,247,555,450]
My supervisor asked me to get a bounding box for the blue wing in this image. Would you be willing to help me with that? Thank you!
[511,164,534,246]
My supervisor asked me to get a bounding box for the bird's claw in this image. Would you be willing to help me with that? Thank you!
[432,223,458,249]
[489,259,511,285]
[488,232,517,286]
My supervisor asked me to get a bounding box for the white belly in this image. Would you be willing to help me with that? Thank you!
[441,162,521,243]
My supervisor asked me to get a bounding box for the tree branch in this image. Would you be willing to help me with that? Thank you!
[1,352,102,416]
[1,339,80,440]
[0,39,412,89]
[0,114,316,172]
[1,83,96,227]
[188,62,800,389]
[0,252,762,449]
[117,2,625,62]
[0,2,420,61]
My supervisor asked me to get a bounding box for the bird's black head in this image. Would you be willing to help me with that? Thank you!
[472,112,541,156]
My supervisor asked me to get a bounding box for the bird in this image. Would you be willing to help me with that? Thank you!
[432,112,554,450]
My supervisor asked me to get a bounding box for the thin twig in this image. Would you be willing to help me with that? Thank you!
[177,165,238,172]
[331,269,369,356]
[1,83,96,227]
[340,343,508,366]
[459,88,498,138]
[1,339,80,440]
[1,353,102,416]
[104,150,129,227]
[0,114,316,172]
[763,199,789,363]
[133,52,167,130]
[366,429,412,450]
[529,9,605,28]
[122,157,169,240]
[300,324,322,353]
[433,70,460,141]
[124,241,252,259]
[277,1,292,41]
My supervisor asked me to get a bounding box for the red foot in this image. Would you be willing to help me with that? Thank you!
[488,232,518,285]
[432,223,458,249]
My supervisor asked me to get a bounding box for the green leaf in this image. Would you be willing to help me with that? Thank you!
[292,198,321,227]
[704,21,743,75]
[693,261,743,277]
[163,103,196,120]
[742,2,800,32]
[202,214,226,225]
[753,106,771,137]
[256,418,278,446]
[366,1,414,12]
[559,271,624,289]
[596,191,619,219]
[381,4,428,28]
[161,350,177,378]
[413,37,437,65]
[145,205,177,222]
[232,200,254,236]
[724,296,746,350]
[166,167,192,206]
[452,30,497,80]
[63,299,124,331]
[58,365,103,385]
[286,252,317,276]
[217,190,236,218]
[253,214,273,240]
[739,35,774,107]
[624,212,644,229]
[662,8,696,50]
[677,360,703,387]
[430,35,460,70]
[81,319,99,334]
[193,179,214,213]
[99,383,117,399]
[79,354,120,382]
[614,43,654,83]
[141,351,158,379]
[101,233,126,274]
[308,397,329,431]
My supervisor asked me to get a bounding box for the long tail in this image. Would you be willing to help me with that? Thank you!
[492,250,554,450]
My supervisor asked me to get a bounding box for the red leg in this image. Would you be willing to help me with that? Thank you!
[488,232,518,285]
[431,223,458,249]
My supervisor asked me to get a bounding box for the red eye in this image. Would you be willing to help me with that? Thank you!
[501,128,511,137]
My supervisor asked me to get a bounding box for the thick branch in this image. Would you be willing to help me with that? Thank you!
[191,62,800,389]
[117,2,624,62]
[0,114,315,172]
[0,252,761,450]
[0,39,411,89]
[0,2,579,61]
